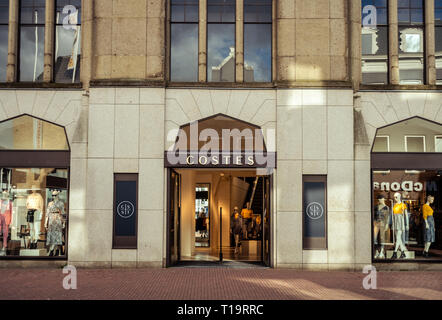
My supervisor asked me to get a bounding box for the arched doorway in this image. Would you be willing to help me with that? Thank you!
[165,114,275,267]
[0,115,70,259]
[371,117,442,262]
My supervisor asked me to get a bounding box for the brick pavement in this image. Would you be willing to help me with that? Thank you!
[0,268,440,300]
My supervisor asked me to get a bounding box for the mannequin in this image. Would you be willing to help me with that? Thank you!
[241,202,253,239]
[392,192,408,259]
[45,191,65,256]
[26,186,44,249]
[230,206,243,255]
[422,195,435,258]
[373,194,390,259]
[0,190,12,255]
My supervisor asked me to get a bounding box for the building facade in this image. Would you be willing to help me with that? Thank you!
[0,0,441,270]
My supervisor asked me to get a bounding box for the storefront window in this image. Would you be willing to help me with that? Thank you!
[0,115,69,150]
[372,117,441,153]
[372,117,442,261]
[373,170,441,260]
[0,115,70,259]
[0,168,69,257]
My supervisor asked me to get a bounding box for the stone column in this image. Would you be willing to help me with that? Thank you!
[198,0,207,82]
[350,0,362,89]
[81,0,93,90]
[6,0,19,82]
[426,0,436,85]
[235,0,244,82]
[276,0,296,82]
[43,0,55,82]
[389,0,399,84]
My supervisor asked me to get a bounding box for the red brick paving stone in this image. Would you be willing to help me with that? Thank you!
[0,269,441,300]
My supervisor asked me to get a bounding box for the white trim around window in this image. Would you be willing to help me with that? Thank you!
[435,135,442,153]
[404,135,426,152]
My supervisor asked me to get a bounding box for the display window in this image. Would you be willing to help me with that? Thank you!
[372,117,442,261]
[0,168,69,257]
[373,170,441,260]
[0,115,70,259]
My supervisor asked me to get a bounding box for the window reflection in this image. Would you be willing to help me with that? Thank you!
[170,0,199,82]
[361,0,388,84]
[244,0,272,82]
[207,0,235,82]
[398,0,425,84]
[0,1,8,82]
[19,0,45,82]
[54,0,81,83]
[0,115,69,151]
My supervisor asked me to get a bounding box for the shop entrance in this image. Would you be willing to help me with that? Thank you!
[167,169,272,267]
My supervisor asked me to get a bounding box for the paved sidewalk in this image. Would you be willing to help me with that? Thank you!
[0,268,441,300]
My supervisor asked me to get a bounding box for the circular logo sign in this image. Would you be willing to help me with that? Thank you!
[306,202,324,220]
[117,201,135,219]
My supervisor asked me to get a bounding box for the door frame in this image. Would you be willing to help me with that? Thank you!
[166,168,274,267]
[166,168,181,267]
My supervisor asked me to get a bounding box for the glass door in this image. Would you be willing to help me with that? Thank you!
[167,169,181,267]
[263,175,272,267]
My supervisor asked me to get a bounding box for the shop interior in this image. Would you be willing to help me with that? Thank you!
[0,168,68,258]
[172,169,270,264]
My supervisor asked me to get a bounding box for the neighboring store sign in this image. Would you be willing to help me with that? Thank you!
[373,181,424,192]
[117,201,135,219]
[303,176,327,250]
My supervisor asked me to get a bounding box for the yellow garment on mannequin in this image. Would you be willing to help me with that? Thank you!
[423,204,434,220]
[393,203,407,214]
[241,208,253,219]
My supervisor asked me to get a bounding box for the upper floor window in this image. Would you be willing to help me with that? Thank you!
[361,0,389,84]
[208,0,236,82]
[170,0,199,82]
[54,0,81,83]
[398,0,425,84]
[244,0,272,82]
[436,0,442,84]
[169,0,273,83]
[0,1,9,82]
[19,0,45,82]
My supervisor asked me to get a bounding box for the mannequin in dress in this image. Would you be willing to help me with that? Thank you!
[26,185,44,249]
[0,190,12,255]
[45,191,65,256]
[373,194,390,259]
[422,195,435,258]
[391,192,408,259]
